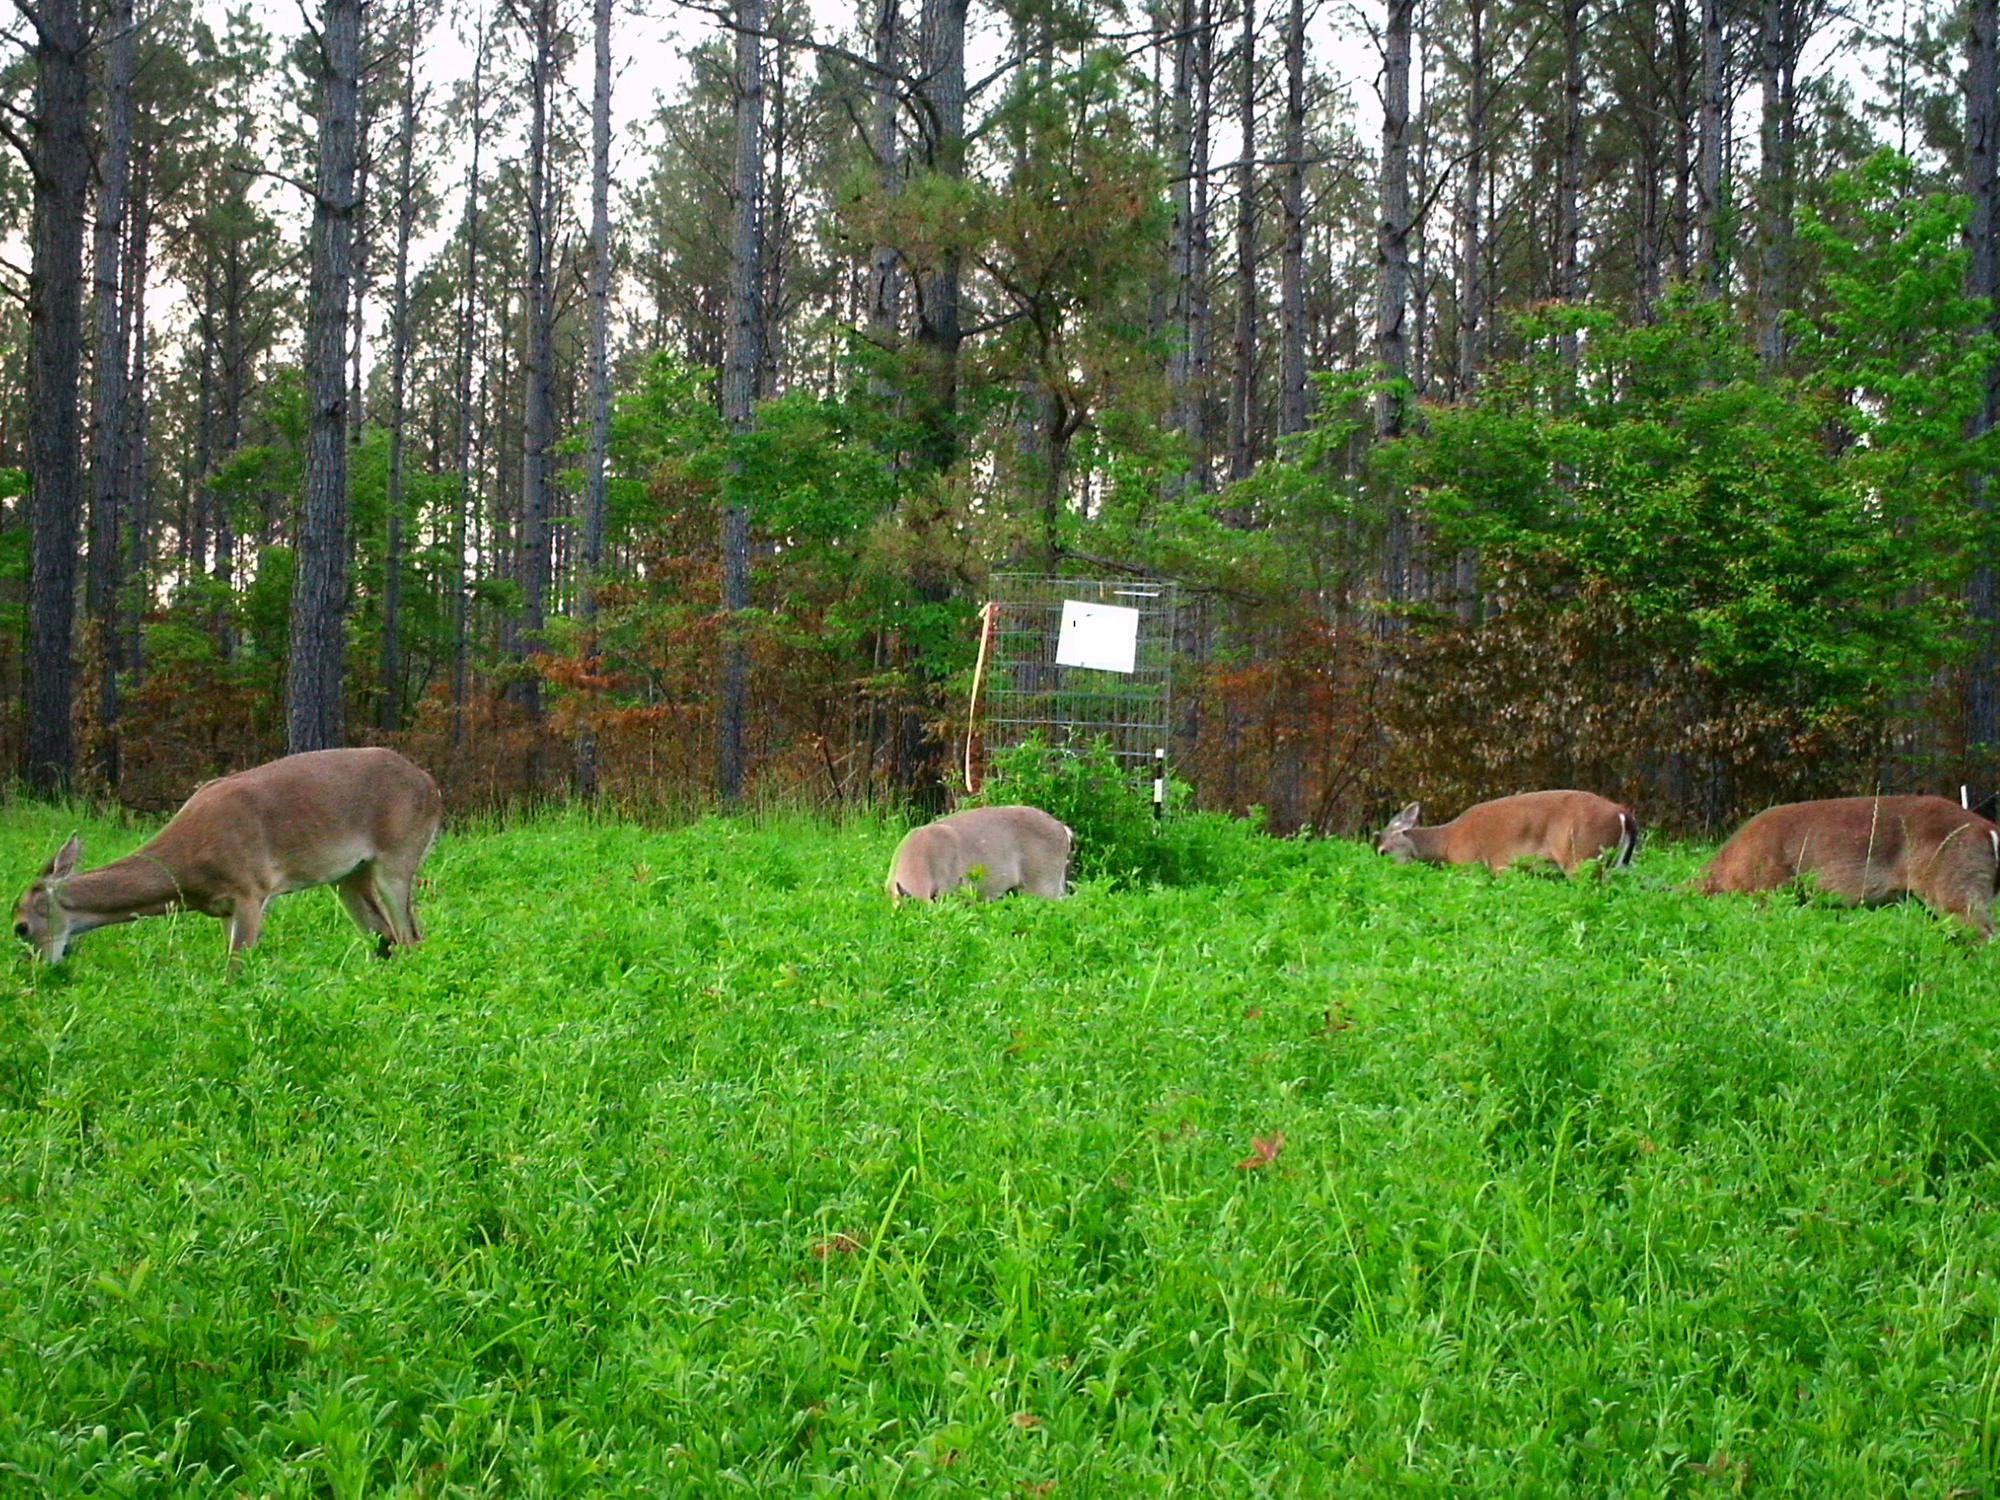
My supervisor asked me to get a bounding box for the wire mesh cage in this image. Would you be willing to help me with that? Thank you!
[981,575,1178,775]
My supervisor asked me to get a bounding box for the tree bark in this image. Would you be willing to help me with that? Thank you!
[763,30,788,393]
[1557,0,1583,364]
[1695,0,1724,293]
[1278,0,1306,437]
[1456,0,1486,392]
[349,21,373,455]
[866,0,902,366]
[451,14,488,746]
[123,151,151,687]
[89,0,136,788]
[22,0,91,794]
[1228,0,1258,481]
[379,0,419,733]
[1168,0,1195,469]
[286,0,364,754]
[1967,0,1998,760]
[1755,0,1790,369]
[1188,0,1215,488]
[718,0,765,805]
[1374,0,1414,438]
[912,0,967,473]
[579,0,613,798]
[514,0,556,725]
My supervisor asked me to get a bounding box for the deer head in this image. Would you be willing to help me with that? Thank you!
[15,835,83,963]
[1376,802,1423,862]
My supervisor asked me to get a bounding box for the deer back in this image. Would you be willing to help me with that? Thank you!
[148,747,443,897]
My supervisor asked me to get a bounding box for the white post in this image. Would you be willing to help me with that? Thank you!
[1154,747,1166,821]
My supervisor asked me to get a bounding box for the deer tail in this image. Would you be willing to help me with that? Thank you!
[1617,811,1640,869]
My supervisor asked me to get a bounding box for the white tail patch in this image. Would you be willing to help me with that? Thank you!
[1617,811,1640,869]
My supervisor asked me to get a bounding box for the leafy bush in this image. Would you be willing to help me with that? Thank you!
[966,735,1258,886]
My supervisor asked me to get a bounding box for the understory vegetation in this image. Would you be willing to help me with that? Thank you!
[5,806,2000,1491]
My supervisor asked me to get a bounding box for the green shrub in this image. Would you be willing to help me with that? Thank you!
[967,735,1258,886]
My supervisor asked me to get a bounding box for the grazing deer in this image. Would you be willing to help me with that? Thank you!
[1376,790,1640,875]
[1698,795,2000,937]
[14,747,443,964]
[886,805,1073,902]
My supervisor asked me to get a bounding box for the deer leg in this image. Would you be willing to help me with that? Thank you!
[227,895,267,956]
[1941,891,1997,941]
[374,860,425,947]
[336,869,399,956]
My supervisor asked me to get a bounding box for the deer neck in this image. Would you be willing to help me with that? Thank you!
[1406,824,1454,863]
[55,853,187,933]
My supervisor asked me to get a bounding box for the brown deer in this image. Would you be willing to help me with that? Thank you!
[14,747,443,964]
[1376,790,1640,875]
[1698,795,2000,937]
[886,805,1073,902]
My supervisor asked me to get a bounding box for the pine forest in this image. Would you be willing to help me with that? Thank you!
[4,0,1998,832]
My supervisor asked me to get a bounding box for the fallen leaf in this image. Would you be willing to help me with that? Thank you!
[1236,1132,1285,1170]
[809,1233,864,1259]
[1242,1006,1263,1020]
[1010,1411,1042,1430]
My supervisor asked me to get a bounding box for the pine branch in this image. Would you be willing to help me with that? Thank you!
[661,0,916,88]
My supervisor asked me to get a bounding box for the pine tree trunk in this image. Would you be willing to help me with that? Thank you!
[1669,0,1695,281]
[213,249,240,660]
[913,0,967,473]
[1168,0,1195,470]
[89,0,136,788]
[515,0,557,727]
[1696,0,1725,292]
[1557,0,1583,364]
[579,0,613,798]
[286,0,362,754]
[123,154,151,687]
[1188,0,1215,489]
[1456,0,1486,393]
[349,39,372,456]
[1374,0,1414,438]
[763,36,788,394]
[1755,0,1789,369]
[1278,0,1306,437]
[718,0,765,805]
[451,19,487,746]
[866,0,902,365]
[882,0,965,806]
[1228,0,1257,482]
[380,0,418,733]
[22,0,90,794]
[1967,0,1999,761]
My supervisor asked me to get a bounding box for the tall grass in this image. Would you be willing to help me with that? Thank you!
[3,807,1998,1492]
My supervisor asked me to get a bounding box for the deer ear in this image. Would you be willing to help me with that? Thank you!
[45,835,82,881]
[1389,802,1421,832]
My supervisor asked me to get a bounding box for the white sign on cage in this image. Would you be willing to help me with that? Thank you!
[1055,599,1140,674]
